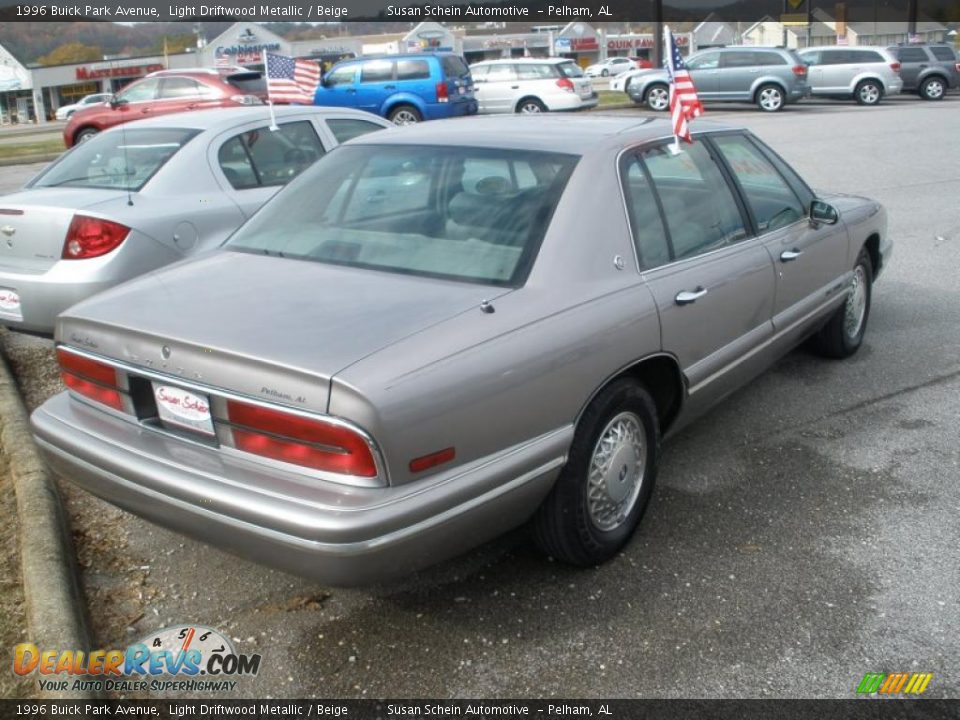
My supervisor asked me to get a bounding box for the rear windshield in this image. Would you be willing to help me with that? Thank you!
[558,62,585,78]
[441,55,470,78]
[227,144,579,287]
[30,128,199,192]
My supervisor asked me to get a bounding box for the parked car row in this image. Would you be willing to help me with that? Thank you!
[619,42,959,112]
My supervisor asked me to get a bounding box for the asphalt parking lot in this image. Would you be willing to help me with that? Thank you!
[1,94,958,699]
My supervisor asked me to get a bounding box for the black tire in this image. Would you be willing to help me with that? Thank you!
[532,379,659,566]
[919,76,946,101]
[387,104,422,125]
[645,83,670,112]
[74,127,99,144]
[814,249,873,359]
[854,79,882,106]
[756,84,785,112]
[515,97,546,114]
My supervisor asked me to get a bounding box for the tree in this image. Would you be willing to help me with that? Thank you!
[37,42,102,66]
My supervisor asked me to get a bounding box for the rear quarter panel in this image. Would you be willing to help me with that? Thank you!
[330,146,665,486]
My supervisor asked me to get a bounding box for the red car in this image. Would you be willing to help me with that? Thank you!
[62,69,266,148]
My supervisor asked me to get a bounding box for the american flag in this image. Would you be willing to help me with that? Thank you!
[265,52,321,105]
[214,53,232,70]
[663,27,703,143]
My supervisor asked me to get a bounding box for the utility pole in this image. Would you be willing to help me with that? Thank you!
[654,0,663,67]
[907,0,918,39]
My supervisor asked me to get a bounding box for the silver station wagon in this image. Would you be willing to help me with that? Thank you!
[32,116,892,585]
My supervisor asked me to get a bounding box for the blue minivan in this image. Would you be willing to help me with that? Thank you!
[313,53,477,124]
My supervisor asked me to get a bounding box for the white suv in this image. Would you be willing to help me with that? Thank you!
[798,46,903,105]
[470,58,597,114]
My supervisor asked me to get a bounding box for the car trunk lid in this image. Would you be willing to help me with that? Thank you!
[57,250,512,415]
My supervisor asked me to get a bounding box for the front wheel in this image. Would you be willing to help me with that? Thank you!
[756,84,785,112]
[645,84,670,112]
[388,105,422,125]
[814,249,873,358]
[920,76,946,101]
[855,80,882,106]
[601,69,610,77]
[516,97,546,114]
[532,379,659,566]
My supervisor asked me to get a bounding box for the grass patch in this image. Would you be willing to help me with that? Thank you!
[596,90,632,107]
[0,139,65,160]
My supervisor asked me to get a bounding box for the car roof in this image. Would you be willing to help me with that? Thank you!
[103,106,385,133]
[349,114,737,153]
[473,57,576,66]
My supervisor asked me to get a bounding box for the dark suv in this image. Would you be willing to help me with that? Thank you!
[63,69,266,147]
[886,43,960,100]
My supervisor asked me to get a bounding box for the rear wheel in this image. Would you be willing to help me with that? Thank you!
[645,84,670,112]
[532,379,659,566]
[388,105,422,125]
[920,76,946,101]
[814,249,873,358]
[756,84,785,112]
[854,79,882,106]
[74,127,99,144]
[516,97,546,114]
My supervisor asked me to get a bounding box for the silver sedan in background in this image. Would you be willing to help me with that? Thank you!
[0,106,389,334]
[33,116,891,585]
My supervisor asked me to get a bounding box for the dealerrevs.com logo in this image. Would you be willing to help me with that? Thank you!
[12,625,261,694]
[857,672,934,696]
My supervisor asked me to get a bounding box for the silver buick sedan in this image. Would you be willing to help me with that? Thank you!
[0,106,389,334]
[32,116,891,585]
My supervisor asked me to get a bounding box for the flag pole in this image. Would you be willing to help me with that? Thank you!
[664,25,681,155]
[262,50,279,131]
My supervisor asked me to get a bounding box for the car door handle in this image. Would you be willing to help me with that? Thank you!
[675,287,708,305]
[384,85,396,90]
[919,64,928,68]
[510,85,519,89]
[780,249,803,262]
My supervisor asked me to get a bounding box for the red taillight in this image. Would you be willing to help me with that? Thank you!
[955,62,960,73]
[436,81,449,103]
[226,400,377,477]
[890,62,902,74]
[57,348,123,411]
[62,215,129,260]
[792,64,807,77]
[556,78,576,92]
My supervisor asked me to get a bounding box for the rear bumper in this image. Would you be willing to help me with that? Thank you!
[547,94,599,112]
[422,99,478,120]
[32,393,568,585]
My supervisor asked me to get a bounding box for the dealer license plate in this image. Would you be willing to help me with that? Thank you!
[152,383,215,436]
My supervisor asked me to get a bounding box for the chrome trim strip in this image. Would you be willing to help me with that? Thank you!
[55,344,389,488]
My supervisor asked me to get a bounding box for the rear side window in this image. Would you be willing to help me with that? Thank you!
[361,60,394,83]
[853,50,884,62]
[517,64,556,80]
[896,47,928,62]
[721,51,759,68]
[159,78,203,98]
[486,65,518,82]
[32,127,198,192]
[755,51,787,66]
[397,59,430,80]
[930,46,957,61]
[637,142,747,261]
[470,65,490,81]
[326,118,386,144]
[621,158,671,270]
[218,121,325,190]
[441,55,469,78]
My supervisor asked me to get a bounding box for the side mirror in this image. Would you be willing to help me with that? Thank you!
[109,95,127,108]
[810,199,838,225]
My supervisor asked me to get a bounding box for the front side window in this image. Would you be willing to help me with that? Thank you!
[325,65,356,87]
[217,121,326,190]
[227,145,579,286]
[31,128,197,192]
[116,78,160,103]
[640,141,747,260]
[486,64,518,83]
[712,134,805,233]
[687,52,721,70]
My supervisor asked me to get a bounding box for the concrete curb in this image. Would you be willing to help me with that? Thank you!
[0,350,98,700]
[0,153,61,168]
